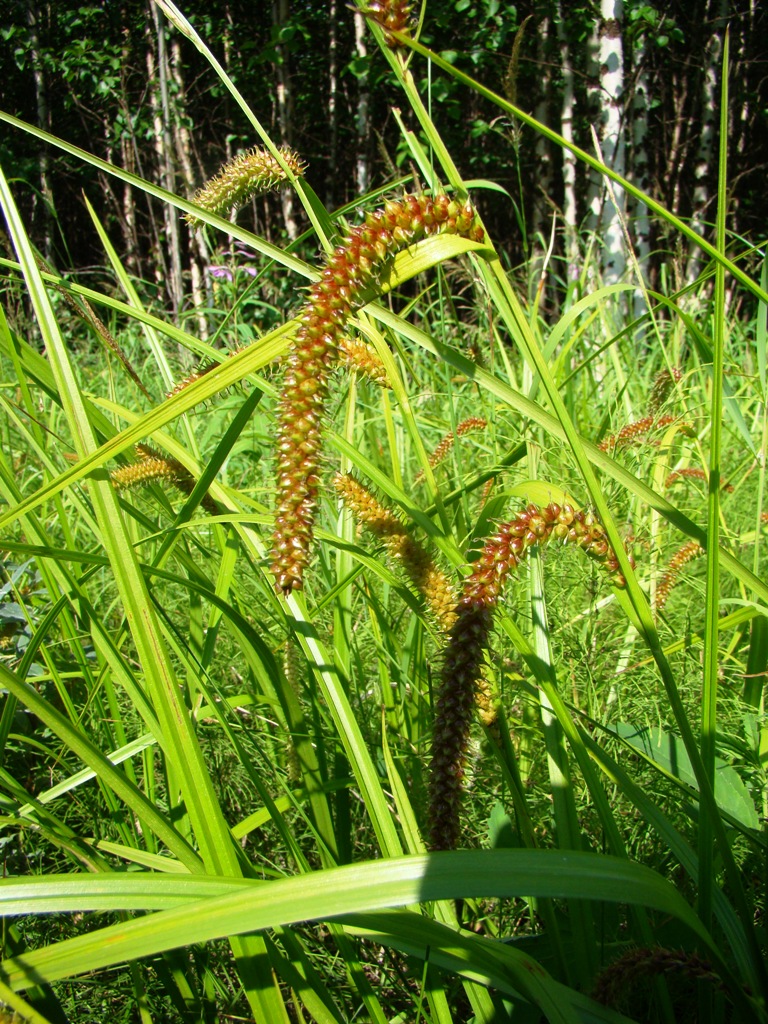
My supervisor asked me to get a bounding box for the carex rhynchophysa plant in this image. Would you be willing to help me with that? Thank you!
[429,501,633,851]
[186,144,307,225]
[0,0,766,1021]
[270,191,483,593]
[333,471,458,630]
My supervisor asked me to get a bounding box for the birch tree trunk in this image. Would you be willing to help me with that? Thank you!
[556,4,579,288]
[327,0,339,208]
[170,36,209,340]
[595,0,626,288]
[630,30,651,321]
[530,14,554,310]
[117,9,141,280]
[685,0,728,286]
[584,15,602,235]
[353,9,371,196]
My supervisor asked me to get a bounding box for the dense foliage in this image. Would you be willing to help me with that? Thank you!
[0,1,766,1022]
[3,0,766,305]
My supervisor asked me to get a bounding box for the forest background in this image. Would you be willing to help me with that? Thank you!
[2,0,766,327]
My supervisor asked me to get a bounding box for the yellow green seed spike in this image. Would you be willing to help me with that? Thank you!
[187,145,306,225]
[334,473,457,630]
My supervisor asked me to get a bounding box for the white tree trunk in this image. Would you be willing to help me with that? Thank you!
[531,15,553,306]
[354,10,370,196]
[170,37,209,340]
[26,2,53,259]
[630,32,651,321]
[532,15,553,238]
[327,0,339,208]
[584,16,602,234]
[685,0,728,286]
[596,0,626,287]
[556,4,579,286]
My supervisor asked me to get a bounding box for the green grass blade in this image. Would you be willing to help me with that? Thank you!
[0,160,292,1021]
[0,110,313,280]
[0,850,743,1015]
[698,31,730,964]
[390,32,767,307]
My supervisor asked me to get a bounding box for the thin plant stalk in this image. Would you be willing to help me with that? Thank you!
[698,28,730,990]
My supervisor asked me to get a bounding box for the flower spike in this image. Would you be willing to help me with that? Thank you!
[334,473,457,630]
[429,502,633,850]
[598,414,692,452]
[656,539,704,612]
[187,145,306,225]
[362,0,415,47]
[111,445,218,515]
[648,366,683,416]
[271,193,484,594]
[416,417,487,483]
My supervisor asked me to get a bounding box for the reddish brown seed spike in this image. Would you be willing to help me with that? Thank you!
[271,191,483,593]
[598,414,685,452]
[428,500,633,850]
[656,540,705,612]
[334,473,457,630]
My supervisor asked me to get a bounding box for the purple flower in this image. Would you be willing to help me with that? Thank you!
[234,245,259,260]
[209,265,233,282]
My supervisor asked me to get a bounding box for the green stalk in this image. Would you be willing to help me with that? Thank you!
[0,160,290,1022]
[528,549,596,988]
[152,0,333,251]
[0,110,312,281]
[698,28,730,990]
[369,26,767,1001]
[390,31,768,308]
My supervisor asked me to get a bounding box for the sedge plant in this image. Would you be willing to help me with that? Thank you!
[0,2,765,1022]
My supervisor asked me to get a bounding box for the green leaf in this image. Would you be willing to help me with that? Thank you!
[0,850,723,1008]
[612,724,759,830]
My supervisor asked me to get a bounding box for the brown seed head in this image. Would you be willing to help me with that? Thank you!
[271,194,483,593]
[428,501,633,850]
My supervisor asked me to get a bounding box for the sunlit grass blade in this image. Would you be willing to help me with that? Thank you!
[367,304,768,606]
[0,851,750,1017]
[152,0,332,250]
[0,160,292,1021]
[0,110,313,280]
[283,591,404,859]
[697,34,730,1001]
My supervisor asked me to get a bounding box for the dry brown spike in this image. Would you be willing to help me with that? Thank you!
[592,945,724,1011]
[598,414,691,452]
[656,539,705,612]
[333,472,457,631]
[415,416,488,483]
